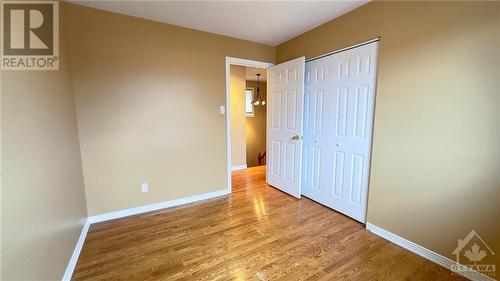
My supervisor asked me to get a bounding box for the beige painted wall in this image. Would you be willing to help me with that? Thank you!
[246,81,267,167]
[1,11,88,280]
[230,65,247,167]
[278,1,500,268]
[64,3,275,215]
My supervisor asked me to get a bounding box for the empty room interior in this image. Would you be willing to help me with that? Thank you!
[1,1,499,280]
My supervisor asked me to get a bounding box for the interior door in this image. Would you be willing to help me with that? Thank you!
[267,57,305,198]
[302,42,379,222]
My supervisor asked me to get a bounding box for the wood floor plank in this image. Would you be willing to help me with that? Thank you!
[72,166,465,280]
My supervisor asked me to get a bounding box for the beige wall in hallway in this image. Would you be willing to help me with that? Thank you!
[230,65,247,167]
[1,11,88,280]
[277,1,500,267]
[64,3,275,216]
[245,80,267,167]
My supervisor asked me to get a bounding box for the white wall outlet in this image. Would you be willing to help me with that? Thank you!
[141,183,148,193]
[219,106,225,114]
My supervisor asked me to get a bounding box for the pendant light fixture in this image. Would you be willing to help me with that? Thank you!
[251,73,265,106]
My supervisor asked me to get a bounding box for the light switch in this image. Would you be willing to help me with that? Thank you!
[219,106,225,114]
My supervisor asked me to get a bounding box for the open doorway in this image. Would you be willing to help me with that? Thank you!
[245,68,267,168]
[225,57,272,192]
[230,66,268,170]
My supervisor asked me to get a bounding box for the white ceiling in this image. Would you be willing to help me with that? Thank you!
[246,67,267,82]
[71,1,369,46]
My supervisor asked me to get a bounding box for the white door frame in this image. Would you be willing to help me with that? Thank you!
[225,57,274,193]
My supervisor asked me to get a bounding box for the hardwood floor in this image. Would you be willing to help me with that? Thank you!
[73,166,464,280]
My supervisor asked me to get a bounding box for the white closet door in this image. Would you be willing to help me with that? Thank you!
[302,42,378,223]
[302,55,332,203]
[267,57,305,198]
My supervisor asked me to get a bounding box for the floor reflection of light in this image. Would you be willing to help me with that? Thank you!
[253,195,267,220]
[233,269,245,281]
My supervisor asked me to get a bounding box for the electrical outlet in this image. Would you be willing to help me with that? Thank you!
[141,183,148,193]
[219,106,225,114]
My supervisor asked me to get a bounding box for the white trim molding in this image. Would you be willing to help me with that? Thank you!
[62,219,90,281]
[63,189,229,280]
[366,223,495,281]
[306,37,380,62]
[231,164,247,171]
[226,57,274,69]
[88,189,229,224]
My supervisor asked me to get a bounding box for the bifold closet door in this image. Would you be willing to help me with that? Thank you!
[302,42,378,223]
[267,57,305,199]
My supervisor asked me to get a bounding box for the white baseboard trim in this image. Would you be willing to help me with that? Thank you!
[231,164,247,171]
[62,218,90,281]
[366,223,495,281]
[87,188,229,224]
[63,188,230,280]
